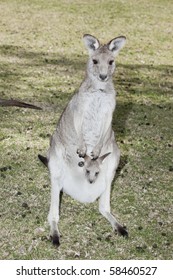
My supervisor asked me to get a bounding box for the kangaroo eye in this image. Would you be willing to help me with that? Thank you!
[109,60,114,65]
[86,170,90,174]
[93,59,98,65]
[95,172,99,176]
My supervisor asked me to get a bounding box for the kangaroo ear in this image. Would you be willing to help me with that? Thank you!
[83,34,100,54]
[108,36,126,56]
[98,152,111,164]
[84,154,91,162]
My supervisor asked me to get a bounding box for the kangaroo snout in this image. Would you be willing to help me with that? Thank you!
[99,74,108,81]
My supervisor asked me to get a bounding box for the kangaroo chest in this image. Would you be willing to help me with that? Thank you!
[81,90,115,144]
[83,89,115,117]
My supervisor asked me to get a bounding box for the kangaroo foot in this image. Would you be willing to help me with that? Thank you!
[116,224,128,238]
[50,233,60,247]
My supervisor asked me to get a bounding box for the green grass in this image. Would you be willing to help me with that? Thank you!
[0,0,173,260]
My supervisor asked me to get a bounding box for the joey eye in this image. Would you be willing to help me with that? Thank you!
[86,170,90,174]
[95,172,99,176]
[93,59,98,65]
[109,60,114,65]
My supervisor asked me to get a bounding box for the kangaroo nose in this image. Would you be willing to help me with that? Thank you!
[99,74,107,81]
[89,180,93,184]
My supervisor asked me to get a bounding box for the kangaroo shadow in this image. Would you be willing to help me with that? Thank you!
[111,99,133,183]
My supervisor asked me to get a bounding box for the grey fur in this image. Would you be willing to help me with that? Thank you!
[46,34,128,246]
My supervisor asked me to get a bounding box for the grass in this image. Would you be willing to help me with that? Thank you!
[0,0,173,260]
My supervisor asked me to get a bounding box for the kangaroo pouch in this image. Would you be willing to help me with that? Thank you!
[62,162,107,203]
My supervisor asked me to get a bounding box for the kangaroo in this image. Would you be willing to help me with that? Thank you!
[46,34,127,246]
[78,153,111,184]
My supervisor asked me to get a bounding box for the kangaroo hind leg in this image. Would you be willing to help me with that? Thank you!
[99,186,128,237]
[48,173,62,246]
[99,151,128,237]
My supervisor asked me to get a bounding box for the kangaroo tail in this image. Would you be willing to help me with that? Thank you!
[0,98,42,110]
[38,154,48,167]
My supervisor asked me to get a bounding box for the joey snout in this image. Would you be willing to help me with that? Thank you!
[89,179,94,184]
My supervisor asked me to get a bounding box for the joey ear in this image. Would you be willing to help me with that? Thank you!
[108,36,126,56]
[83,34,100,54]
[98,152,111,164]
[84,154,91,162]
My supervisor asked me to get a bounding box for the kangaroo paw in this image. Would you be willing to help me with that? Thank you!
[77,148,86,158]
[90,145,102,160]
[90,152,99,160]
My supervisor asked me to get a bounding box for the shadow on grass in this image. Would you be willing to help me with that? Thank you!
[0,44,85,70]
[1,44,173,171]
[116,63,173,96]
[1,45,172,112]
[1,44,172,103]
[1,44,173,104]
[1,44,173,94]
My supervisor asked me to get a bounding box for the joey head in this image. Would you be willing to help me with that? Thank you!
[78,153,111,184]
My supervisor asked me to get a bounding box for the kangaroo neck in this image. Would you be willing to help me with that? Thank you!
[80,74,114,93]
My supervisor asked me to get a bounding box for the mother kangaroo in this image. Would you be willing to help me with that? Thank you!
[46,34,127,246]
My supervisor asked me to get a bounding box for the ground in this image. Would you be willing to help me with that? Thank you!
[0,0,173,259]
